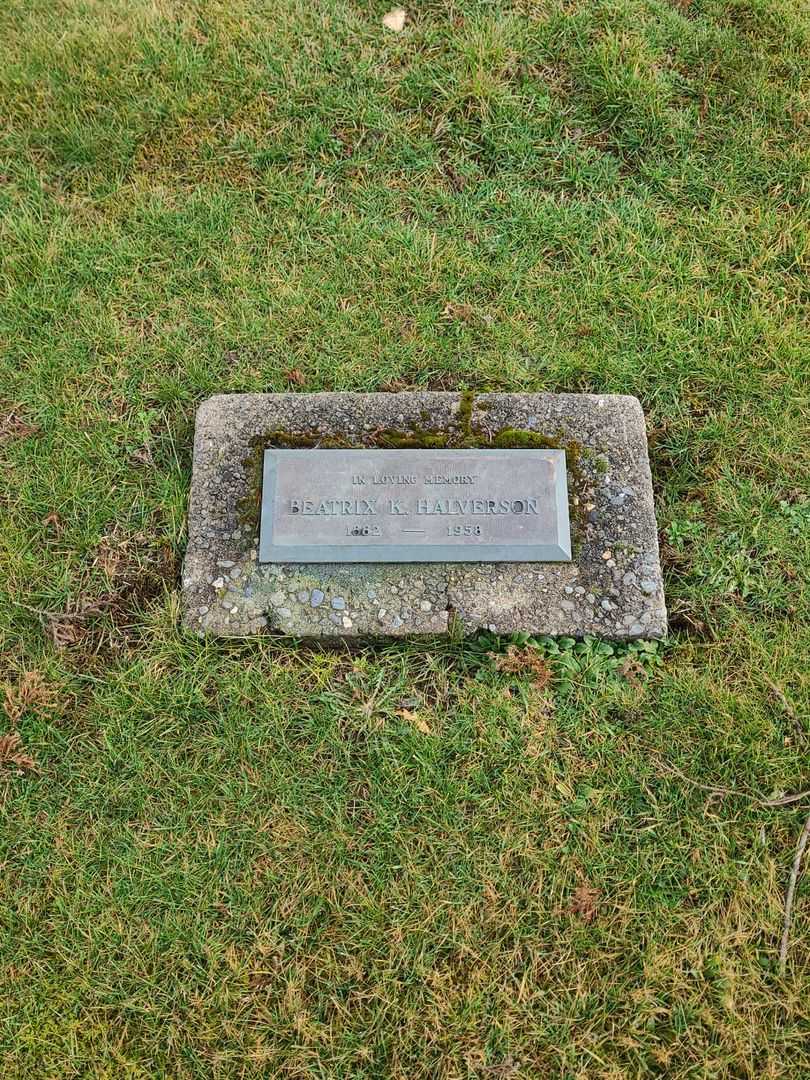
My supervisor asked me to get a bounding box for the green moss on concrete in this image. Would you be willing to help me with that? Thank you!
[236,440,265,530]
[457,389,475,439]
[375,429,450,449]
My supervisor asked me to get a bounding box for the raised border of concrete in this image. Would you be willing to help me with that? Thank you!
[182,392,667,640]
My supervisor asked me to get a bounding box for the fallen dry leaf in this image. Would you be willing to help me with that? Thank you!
[382,7,407,31]
[3,671,56,725]
[0,410,40,443]
[43,594,118,650]
[490,646,552,690]
[442,163,467,192]
[441,301,475,323]
[568,881,600,923]
[617,656,646,686]
[0,731,37,774]
[42,511,63,535]
[396,708,431,734]
[125,315,156,339]
[94,528,137,578]
[284,368,306,386]
[129,443,153,466]
[46,617,86,650]
[425,372,463,392]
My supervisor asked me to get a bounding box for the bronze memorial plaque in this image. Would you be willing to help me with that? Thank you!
[259,448,571,563]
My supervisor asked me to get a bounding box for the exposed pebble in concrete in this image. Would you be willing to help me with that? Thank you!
[331,596,346,610]
[310,589,325,607]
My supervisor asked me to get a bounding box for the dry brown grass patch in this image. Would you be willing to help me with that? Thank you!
[0,730,38,774]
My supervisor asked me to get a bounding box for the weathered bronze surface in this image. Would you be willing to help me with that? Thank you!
[259,448,571,563]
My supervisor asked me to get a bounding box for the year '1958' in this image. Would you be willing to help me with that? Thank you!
[347,523,483,537]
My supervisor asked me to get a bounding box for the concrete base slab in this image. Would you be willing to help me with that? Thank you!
[182,392,667,640]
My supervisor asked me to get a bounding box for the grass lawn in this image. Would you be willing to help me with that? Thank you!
[1,0,809,1075]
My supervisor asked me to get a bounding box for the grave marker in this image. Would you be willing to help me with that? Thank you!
[259,448,571,563]
[182,393,666,639]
